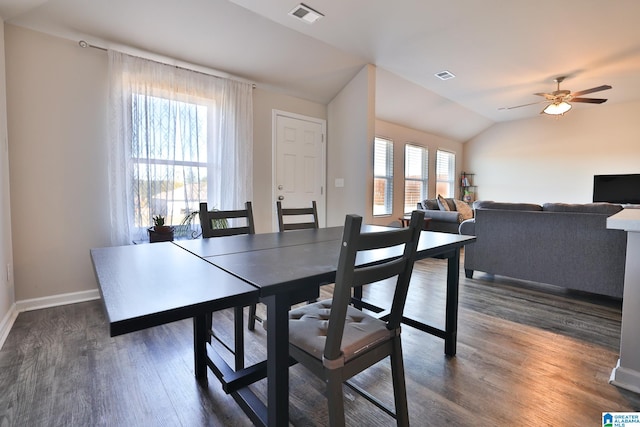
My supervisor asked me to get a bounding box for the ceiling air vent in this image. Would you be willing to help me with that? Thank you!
[435,70,456,81]
[288,3,324,24]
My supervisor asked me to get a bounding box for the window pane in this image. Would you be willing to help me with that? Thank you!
[131,93,208,228]
[405,145,423,178]
[373,178,390,215]
[373,137,393,216]
[404,144,428,213]
[436,150,455,198]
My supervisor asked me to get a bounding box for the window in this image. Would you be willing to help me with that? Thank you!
[404,144,428,213]
[131,93,210,231]
[108,50,253,245]
[373,137,394,216]
[436,150,456,198]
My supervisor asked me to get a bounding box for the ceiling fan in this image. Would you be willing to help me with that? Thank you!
[500,76,612,115]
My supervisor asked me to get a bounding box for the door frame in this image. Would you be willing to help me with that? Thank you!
[271,109,327,231]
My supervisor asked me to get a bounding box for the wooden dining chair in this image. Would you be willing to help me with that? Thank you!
[199,201,257,370]
[276,200,319,232]
[245,201,321,330]
[263,200,322,329]
[200,201,255,238]
[288,210,424,426]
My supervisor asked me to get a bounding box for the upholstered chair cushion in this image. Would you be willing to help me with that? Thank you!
[289,299,393,363]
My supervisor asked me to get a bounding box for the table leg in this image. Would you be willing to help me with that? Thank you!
[193,314,208,382]
[444,248,460,356]
[234,306,245,370]
[264,293,291,426]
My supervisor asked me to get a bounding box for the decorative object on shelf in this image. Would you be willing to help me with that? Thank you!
[460,172,477,203]
[148,215,174,243]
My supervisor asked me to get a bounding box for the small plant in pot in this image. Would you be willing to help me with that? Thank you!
[148,215,174,243]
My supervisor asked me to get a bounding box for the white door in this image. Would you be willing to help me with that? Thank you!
[273,111,326,230]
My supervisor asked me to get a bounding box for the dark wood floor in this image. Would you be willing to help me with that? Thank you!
[1,254,639,426]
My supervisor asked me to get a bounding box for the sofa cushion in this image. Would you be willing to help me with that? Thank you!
[542,202,623,215]
[473,200,542,211]
[454,199,474,220]
[437,194,457,211]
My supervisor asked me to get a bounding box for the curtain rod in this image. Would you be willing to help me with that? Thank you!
[78,40,256,88]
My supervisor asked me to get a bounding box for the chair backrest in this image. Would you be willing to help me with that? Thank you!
[324,210,424,361]
[276,200,319,232]
[199,201,255,238]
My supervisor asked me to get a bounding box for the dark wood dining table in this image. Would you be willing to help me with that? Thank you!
[90,241,260,380]
[92,226,475,427]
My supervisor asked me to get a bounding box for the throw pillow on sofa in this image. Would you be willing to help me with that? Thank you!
[454,199,474,220]
[421,198,440,210]
[437,194,456,211]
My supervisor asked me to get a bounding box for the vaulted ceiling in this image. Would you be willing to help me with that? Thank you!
[1,0,640,141]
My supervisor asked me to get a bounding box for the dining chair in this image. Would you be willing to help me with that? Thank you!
[254,200,321,330]
[276,200,319,232]
[288,210,424,426]
[200,201,255,238]
[199,201,257,370]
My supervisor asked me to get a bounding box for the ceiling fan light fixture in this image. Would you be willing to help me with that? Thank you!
[543,101,572,115]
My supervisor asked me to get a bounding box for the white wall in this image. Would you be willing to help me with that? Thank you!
[464,101,640,204]
[4,25,328,301]
[6,25,110,301]
[0,19,15,337]
[327,64,376,226]
[375,119,464,226]
[252,88,326,233]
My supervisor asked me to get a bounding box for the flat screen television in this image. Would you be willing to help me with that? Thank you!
[593,174,640,204]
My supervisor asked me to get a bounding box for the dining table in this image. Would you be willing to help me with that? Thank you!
[91,225,475,427]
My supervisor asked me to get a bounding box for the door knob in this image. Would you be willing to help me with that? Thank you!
[278,196,284,200]
[278,185,284,190]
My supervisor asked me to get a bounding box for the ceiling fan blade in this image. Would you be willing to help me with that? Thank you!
[571,85,612,97]
[571,97,608,104]
[533,93,557,101]
[498,100,546,110]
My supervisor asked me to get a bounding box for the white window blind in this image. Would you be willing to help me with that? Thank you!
[373,137,394,216]
[436,149,456,198]
[404,144,428,213]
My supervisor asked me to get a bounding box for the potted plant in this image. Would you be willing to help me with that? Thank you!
[148,215,174,243]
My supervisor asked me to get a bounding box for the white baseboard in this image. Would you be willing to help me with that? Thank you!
[14,289,100,313]
[610,358,640,394]
[0,289,101,350]
[0,303,19,351]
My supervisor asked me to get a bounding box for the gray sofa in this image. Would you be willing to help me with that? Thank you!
[417,198,468,233]
[459,201,627,298]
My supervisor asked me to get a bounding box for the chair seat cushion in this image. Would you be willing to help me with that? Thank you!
[289,299,392,363]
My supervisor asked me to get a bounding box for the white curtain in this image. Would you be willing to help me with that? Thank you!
[107,50,253,245]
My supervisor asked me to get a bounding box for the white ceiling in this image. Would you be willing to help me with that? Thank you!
[1,0,640,141]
